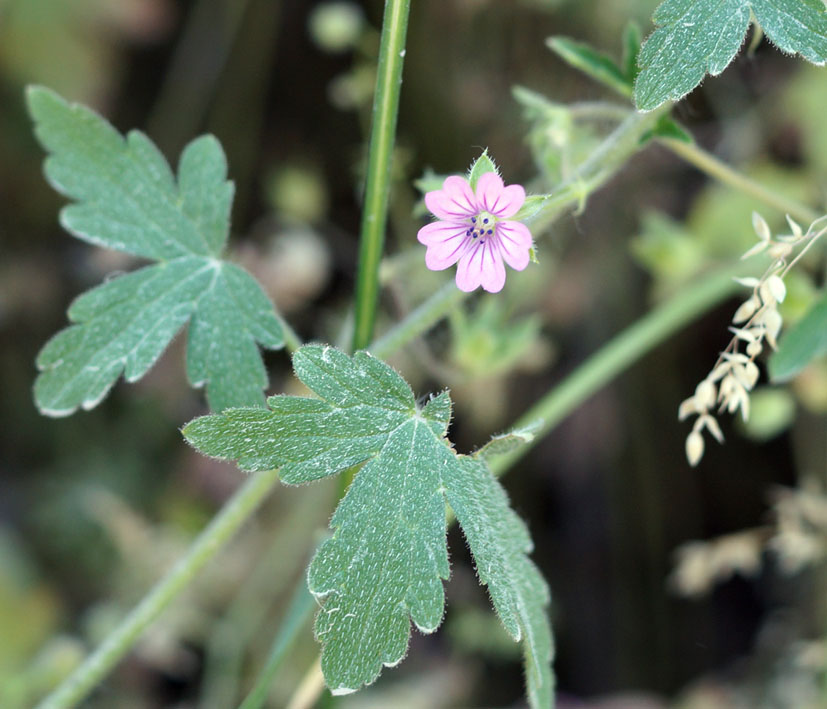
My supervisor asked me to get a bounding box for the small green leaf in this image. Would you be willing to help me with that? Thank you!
[27,86,284,414]
[414,168,449,195]
[183,346,553,706]
[474,422,542,460]
[639,115,693,144]
[547,36,632,97]
[635,0,827,111]
[770,291,827,381]
[621,21,643,81]
[468,150,498,190]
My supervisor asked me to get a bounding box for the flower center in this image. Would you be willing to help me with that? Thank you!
[465,211,496,243]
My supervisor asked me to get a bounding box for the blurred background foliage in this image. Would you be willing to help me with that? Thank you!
[1,0,826,707]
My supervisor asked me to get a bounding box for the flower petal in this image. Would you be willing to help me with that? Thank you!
[456,241,506,293]
[492,184,526,218]
[425,176,477,220]
[424,229,471,271]
[496,221,532,270]
[417,220,467,246]
[476,172,505,213]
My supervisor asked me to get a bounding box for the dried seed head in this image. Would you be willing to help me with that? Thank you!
[761,308,783,349]
[786,214,803,239]
[768,242,793,261]
[678,397,697,421]
[741,241,768,260]
[694,379,716,410]
[752,211,771,241]
[686,431,705,466]
[759,281,774,306]
[736,361,760,390]
[732,297,759,324]
[699,414,724,444]
[766,275,786,303]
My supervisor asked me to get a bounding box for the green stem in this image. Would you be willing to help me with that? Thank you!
[489,267,743,476]
[351,0,412,352]
[660,137,820,226]
[279,316,303,354]
[34,468,281,709]
[369,281,466,359]
[238,582,316,709]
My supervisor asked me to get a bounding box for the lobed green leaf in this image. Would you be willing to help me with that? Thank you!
[183,346,553,706]
[28,86,284,414]
[635,0,827,111]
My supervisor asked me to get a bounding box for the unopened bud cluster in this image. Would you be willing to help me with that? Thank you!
[679,212,825,466]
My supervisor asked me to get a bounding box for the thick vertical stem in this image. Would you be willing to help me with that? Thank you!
[351,0,412,352]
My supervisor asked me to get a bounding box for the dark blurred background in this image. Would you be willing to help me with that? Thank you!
[1,0,826,707]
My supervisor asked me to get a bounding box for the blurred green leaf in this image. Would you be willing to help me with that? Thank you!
[770,291,827,381]
[635,0,827,111]
[27,86,284,414]
[621,21,643,82]
[546,36,632,97]
[451,299,545,378]
[737,387,796,440]
[639,116,692,144]
[183,345,553,706]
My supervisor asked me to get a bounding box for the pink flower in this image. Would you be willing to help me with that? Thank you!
[417,172,533,293]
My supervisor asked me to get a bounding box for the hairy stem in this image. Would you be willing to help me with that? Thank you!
[660,137,820,226]
[351,0,412,352]
[34,467,281,709]
[369,281,466,359]
[489,267,742,476]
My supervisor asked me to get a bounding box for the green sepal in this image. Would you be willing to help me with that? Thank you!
[468,149,498,190]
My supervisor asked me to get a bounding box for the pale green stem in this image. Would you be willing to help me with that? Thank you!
[369,281,466,358]
[351,0,411,352]
[660,137,820,226]
[34,467,281,709]
[237,583,316,709]
[489,267,743,476]
[278,315,303,354]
